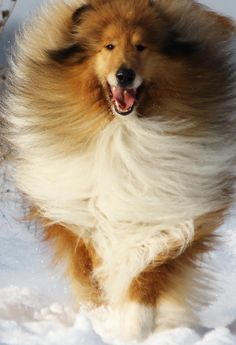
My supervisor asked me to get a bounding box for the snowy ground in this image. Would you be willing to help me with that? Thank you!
[0,165,236,345]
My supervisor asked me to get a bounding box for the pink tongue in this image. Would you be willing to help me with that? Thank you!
[111,86,136,110]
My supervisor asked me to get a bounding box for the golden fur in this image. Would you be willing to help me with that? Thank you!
[2,0,236,341]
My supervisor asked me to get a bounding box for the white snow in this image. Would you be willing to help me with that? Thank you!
[0,161,236,345]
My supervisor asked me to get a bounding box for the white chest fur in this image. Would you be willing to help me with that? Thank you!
[15,115,234,302]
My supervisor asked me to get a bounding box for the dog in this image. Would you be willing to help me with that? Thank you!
[2,0,236,341]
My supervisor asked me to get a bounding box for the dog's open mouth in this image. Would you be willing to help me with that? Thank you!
[108,84,142,116]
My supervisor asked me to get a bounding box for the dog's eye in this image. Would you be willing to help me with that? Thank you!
[105,44,115,50]
[135,44,146,52]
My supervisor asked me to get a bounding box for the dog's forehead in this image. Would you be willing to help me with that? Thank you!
[88,0,157,26]
[101,23,143,41]
[87,3,168,42]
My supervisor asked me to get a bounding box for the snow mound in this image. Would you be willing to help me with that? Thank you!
[0,287,236,345]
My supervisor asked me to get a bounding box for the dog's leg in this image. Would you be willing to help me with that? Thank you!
[44,223,102,306]
[128,232,216,334]
[107,302,156,342]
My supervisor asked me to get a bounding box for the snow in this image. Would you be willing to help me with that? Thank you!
[0,164,236,345]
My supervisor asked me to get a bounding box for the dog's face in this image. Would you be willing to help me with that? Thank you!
[49,0,234,119]
[90,1,172,117]
[95,23,154,116]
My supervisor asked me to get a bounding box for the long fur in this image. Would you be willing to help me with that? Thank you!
[2,0,236,341]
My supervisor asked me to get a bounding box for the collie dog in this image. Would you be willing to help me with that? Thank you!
[2,0,236,341]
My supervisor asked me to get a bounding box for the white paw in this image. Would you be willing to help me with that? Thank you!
[114,303,155,342]
[89,302,156,343]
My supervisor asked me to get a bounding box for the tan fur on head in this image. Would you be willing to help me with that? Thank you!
[2,0,236,341]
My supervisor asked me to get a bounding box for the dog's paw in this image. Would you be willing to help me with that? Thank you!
[115,303,156,342]
[88,302,156,344]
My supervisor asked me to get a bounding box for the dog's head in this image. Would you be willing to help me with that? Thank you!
[48,0,235,118]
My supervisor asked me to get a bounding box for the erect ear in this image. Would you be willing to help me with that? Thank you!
[72,4,93,25]
[47,4,93,65]
[162,30,199,57]
[148,0,155,7]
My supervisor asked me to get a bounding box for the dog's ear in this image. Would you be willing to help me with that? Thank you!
[155,0,235,58]
[72,4,93,25]
[47,4,93,65]
[162,30,199,57]
[148,0,155,7]
[152,0,199,57]
[47,43,88,65]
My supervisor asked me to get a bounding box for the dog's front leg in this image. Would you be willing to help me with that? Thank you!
[101,301,156,342]
[127,232,215,335]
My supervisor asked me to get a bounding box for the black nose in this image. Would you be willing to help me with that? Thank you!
[116,68,136,87]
